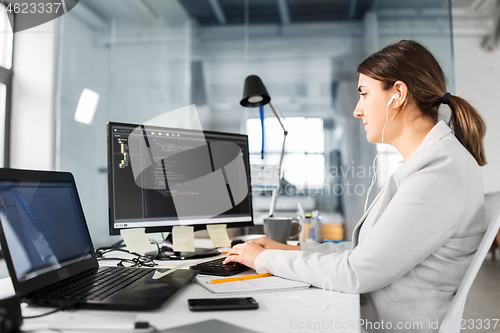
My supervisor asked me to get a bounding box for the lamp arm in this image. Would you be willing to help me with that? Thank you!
[268,102,286,133]
[278,132,286,180]
[268,101,287,177]
[267,101,287,218]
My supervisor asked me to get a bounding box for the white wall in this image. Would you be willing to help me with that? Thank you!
[453,36,500,193]
[10,20,57,170]
[54,15,192,247]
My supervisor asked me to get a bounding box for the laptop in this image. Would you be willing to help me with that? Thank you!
[0,168,197,311]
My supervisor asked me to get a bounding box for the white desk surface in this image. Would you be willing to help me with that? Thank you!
[0,244,360,333]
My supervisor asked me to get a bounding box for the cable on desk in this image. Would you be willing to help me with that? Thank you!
[94,238,125,255]
[95,237,162,267]
[22,308,61,319]
[96,238,160,258]
[96,248,158,268]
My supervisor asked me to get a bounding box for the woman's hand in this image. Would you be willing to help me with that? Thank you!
[252,236,301,251]
[223,237,301,269]
[223,240,264,269]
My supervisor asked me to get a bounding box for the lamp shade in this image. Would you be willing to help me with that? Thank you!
[240,75,271,107]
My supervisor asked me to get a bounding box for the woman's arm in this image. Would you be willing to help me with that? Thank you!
[254,155,469,292]
[252,236,301,251]
[228,153,478,293]
[300,240,352,253]
[224,233,352,267]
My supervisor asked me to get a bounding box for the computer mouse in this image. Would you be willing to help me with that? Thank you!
[231,239,245,247]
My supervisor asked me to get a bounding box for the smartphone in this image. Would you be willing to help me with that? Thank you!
[188,297,259,311]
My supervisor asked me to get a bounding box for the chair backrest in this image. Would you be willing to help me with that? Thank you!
[438,192,500,333]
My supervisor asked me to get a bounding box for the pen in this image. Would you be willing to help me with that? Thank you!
[207,273,272,284]
[296,202,305,218]
[309,210,319,241]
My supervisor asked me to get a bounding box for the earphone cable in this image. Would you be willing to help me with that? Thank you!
[364,101,391,212]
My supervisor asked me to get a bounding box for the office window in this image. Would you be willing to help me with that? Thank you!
[0,3,13,167]
[0,5,12,69]
[247,117,325,191]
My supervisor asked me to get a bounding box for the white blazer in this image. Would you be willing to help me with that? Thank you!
[254,121,487,332]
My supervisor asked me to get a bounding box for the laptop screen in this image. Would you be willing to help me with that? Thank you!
[0,180,92,282]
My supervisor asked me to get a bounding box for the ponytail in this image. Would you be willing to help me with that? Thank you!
[447,95,487,166]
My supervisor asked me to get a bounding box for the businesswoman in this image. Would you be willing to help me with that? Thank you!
[225,40,488,332]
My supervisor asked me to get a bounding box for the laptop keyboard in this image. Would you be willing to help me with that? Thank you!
[39,267,151,302]
[189,257,250,276]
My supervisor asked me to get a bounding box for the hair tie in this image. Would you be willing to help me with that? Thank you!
[441,92,451,105]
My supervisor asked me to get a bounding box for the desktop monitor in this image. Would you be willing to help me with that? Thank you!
[107,122,253,257]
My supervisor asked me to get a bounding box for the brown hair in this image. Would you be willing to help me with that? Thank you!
[357,40,486,166]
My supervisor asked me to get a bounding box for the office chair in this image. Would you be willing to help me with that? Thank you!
[438,192,500,333]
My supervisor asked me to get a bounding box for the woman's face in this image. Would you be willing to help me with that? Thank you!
[353,74,395,143]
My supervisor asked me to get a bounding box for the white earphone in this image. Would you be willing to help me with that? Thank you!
[364,93,401,212]
[387,93,400,106]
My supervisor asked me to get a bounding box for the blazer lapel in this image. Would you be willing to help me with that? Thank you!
[351,121,452,247]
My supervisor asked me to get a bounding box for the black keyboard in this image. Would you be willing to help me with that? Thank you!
[189,257,250,276]
[38,267,151,302]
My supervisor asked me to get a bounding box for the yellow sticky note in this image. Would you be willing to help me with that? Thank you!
[206,224,231,248]
[120,228,152,253]
[172,226,195,252]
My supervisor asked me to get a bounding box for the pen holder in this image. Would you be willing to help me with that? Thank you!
[297,217,321,243]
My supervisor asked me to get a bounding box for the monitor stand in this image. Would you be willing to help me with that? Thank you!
[155,234,220,260]
[156,247,220,260]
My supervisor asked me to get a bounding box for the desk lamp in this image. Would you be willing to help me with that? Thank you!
[240,75,287,217]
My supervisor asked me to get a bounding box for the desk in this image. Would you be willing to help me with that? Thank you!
[0,251,360,332]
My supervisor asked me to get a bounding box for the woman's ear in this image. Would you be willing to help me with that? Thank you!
[392,81,408,109]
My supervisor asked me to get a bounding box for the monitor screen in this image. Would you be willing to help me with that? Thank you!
[0,180,92,282]
[107,122,254,235]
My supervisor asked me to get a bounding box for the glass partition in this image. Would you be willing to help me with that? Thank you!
[56,0,453,246]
